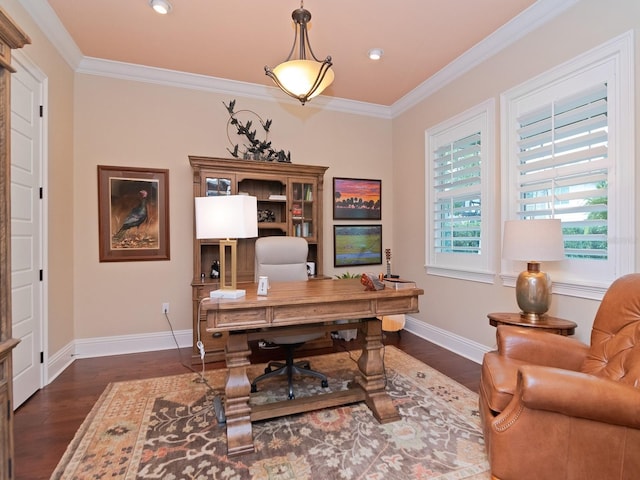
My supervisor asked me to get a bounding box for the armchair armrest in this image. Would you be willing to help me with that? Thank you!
[497,325,588,370]
[517,364,640,429]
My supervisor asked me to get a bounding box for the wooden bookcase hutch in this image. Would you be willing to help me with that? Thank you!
[0,9,30,480]
[189,156,328,362]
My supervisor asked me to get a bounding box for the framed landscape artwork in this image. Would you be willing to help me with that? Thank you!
[333,177,381,220]
[334,224,382,267]
[98,165,170,262]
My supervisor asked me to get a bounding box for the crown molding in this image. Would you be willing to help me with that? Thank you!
[76,57,393,119]
[17,0,83,69]
[390,0,580,117]
[19,0,578,119]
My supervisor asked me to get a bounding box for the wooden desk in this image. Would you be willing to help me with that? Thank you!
[203,278,424,456]
[488,312,577,336]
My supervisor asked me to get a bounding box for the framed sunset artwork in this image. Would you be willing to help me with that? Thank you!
[333,177,381,220]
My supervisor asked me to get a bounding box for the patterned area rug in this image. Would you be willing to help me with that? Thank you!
[51,346,489,479]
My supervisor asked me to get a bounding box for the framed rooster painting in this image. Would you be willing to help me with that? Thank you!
[98,165,170,262]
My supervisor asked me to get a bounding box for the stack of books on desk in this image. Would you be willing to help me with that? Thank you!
[383,278,417,290]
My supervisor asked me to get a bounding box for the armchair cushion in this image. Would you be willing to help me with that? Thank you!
[481,326,589,413]
[581,274,640,386]
[517,365,640,428]
[486,365,640,480]
[496,325,589,370]
[480,352,526,413]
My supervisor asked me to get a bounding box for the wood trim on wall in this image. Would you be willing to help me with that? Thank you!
[0,7,30,480]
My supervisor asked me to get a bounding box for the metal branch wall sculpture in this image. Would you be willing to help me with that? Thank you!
[224,100,291,163]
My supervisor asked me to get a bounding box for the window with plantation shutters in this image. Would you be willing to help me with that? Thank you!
[515,84,609,260]
[433,133,481,254]
[502,32,634,298]
[426,99,495,283]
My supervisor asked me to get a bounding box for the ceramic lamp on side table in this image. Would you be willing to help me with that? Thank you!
[502,219,565,321]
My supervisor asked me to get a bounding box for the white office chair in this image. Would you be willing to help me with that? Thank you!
[251,236,328,400]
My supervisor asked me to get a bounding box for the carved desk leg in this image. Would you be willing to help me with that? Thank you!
[356,318,401,424]
[224,332,254,456]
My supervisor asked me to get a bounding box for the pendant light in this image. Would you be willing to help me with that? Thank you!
[265,2,334,105]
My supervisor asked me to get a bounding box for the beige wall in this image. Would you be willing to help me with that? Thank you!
[392,0,640,346]
[4,0,640,360]
[73,76,392,338]
[2,0,76,355]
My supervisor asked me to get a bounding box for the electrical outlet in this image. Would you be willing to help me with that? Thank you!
[162,302,169,314]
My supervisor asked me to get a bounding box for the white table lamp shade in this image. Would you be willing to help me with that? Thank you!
[502,219,564,262]
[194,195,257,298]
[195,195,258,240]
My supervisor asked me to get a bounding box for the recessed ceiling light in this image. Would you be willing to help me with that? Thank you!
[368,48,384,61]
[149,0,172,15]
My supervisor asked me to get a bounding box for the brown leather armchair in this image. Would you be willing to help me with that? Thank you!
[480,273,640,480]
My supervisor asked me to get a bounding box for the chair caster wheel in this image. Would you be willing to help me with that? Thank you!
[321,380,328,388]
[251,384,257,393]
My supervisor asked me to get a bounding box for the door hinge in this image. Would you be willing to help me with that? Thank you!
[39,187,43,199]
[6,398,10,419]
[40,351,44,364]
[39,105,43,117]
[39,269,43,281]
[8,457,12,479]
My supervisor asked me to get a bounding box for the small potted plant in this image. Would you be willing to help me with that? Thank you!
[334,271,361,280]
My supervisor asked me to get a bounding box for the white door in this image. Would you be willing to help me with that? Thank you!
[11,52,45,408]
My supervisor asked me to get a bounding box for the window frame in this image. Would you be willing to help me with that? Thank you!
[425,98,496,283]
[500,31,634,299]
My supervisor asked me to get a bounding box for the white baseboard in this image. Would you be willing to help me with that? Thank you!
[47,341,75,384]
[44,329,191,387]
[44,321,488,387]
[73,329,193,359]
[45,329,192,387]
[404,316,490,364]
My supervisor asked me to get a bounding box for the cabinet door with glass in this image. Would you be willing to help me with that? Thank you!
[193,172,237,285]
[202,173,236,196]
[289,177,318,242]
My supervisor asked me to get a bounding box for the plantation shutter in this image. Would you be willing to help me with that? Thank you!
[432,132,482,254]
[514,83,608,260]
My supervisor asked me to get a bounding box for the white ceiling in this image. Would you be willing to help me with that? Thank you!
[22,1,574,108]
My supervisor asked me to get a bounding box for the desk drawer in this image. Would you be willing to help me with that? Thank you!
[376,296,419,315]
[198,321,227,356]
[214,308,269,328]
[272,299,372,324]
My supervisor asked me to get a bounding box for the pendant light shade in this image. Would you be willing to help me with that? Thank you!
[265,3,334,105]
[270,60,334,101]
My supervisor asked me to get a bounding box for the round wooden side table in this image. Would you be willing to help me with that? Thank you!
[487,312,577,336]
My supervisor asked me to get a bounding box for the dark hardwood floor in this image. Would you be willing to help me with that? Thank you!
[13,331,480,480]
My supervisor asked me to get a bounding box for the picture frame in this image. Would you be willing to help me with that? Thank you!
[333,177,381,220]
[334,224,382,267]
[98,165,170,262]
